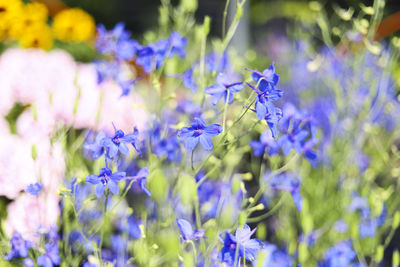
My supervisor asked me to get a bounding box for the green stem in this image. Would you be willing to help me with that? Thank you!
[222,90,230,131]
[222,0,231,39]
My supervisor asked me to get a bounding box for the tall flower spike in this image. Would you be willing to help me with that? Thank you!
[178,118,223,151]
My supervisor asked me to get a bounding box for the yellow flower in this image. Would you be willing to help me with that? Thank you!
[9,2,48,39]
[52,8,95,42]
[19,22,53,50]
[0,0,23,38]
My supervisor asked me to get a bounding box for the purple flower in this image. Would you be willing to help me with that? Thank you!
[86,167,126,197]
[255,243,292,267]
[204,73,244,105]
[101,127,141,159]
[181,68,197,92]
[25,182,42,196]
[178,118,222,151]
[219,224,263,265]
[4,232,32,260]
[125,167,151,196]
[37,243,60,267]
[176,219,204,242]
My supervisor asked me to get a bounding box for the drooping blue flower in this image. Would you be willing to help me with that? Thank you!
[4,232,32,260]
[319,241,356,267]
[205,52,230,74]
[176,219,204,243]
[101,127,141,159]
[95,23,139,60]
[219,224,263,265]
[177,68,197,92]
[25,182,42,196]
[125,167,151,196]
[265,172,303,211]
[37,243,60,267]
[246,62,280,93]
[250,130,280,157]
[178,118,222,151]
[86,167,126,197]
[116,215,142,240]
[204,73,244,105]
[277,104,318,165]
[168,31,187,58]
[254,243,293,267]
[83,131,106,160]
[23,258,35,267]
[246,63,283,139]
[135,45,155,73]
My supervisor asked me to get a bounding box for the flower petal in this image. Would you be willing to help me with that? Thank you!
[200,134,213,151]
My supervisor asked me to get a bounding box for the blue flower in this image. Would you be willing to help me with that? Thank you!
[83,131,106,160]
[95,23,139,60]
[4,232,32,260]
[125,167,151,196]
[37,243,60,267]
[101,127,141,159]
[219,224,263,265]
[86,167,126,197]
[204,73,244,105]
[277,104,318,165]
[25,182,42,196]
[176,219,204,242]
[178,118,223,151]
[246,62,279,93]
[168,31,187,58]
[135,45,155,73]
[205,52,230,73]
[265,172,303,211]
[319,241,356,267]
[250,130,280,157]
[255,243,293,267]
[178,68,197,92]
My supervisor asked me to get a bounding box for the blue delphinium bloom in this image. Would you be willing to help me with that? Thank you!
[254,243,293,267]
[83,131,106,160]
[95,23,139,60]
[135,45,155,73]
[277,104,318,165]
[204,73,244,105]
[246,63,283,139]
[25,182,42,196]
[247,62,280,93]
[125,167,151,196]
[37,243,60,267]
[219,224,263,265]
[23,258,34,267]
[101,127,141,159]
[94,60,120,84]
[178,118,223,151]
[319,241,356,267]
[4,232,32,260]
[86,167,126,197]
[205,51,230,73]
[168,31,187,58]
[265,172,303,211]
[117,215,142,240]
[250,130,280,157]
[176,219,204,243]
